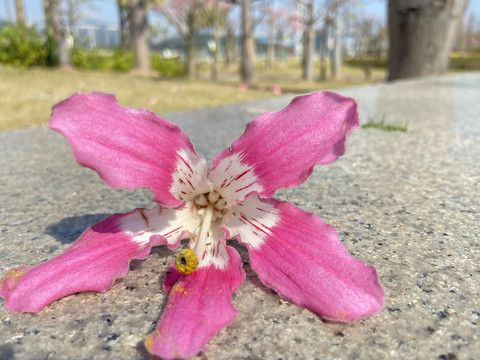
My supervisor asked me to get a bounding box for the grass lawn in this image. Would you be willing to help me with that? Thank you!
[0,62,386,131]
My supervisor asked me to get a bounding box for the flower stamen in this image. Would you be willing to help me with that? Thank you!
[193,203,215,254]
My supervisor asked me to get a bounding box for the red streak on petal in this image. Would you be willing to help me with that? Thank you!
[179,155,193,173]
[242,215,271,236]
[186,178,195,190]
[235,183,254,193]
[234,170,250,181]
[163,226,183,237]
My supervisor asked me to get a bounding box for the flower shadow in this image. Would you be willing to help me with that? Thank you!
[45,213,111,245]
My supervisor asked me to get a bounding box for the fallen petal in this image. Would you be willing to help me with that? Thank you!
[145,246,245,359]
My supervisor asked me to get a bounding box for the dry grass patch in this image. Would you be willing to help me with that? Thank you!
[0,66,273,131]
[0,63,386,131]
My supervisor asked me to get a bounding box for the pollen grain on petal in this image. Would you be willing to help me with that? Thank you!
[335,310,350,321]
[144,334,154,353]
[175,249,199,275]
[0,268,27,291]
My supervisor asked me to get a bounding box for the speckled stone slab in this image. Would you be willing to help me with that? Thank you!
[1,73,479,360]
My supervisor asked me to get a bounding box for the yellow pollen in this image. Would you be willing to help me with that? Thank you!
[144,334,154,353]
[175,249,198,275]
[0,269,26,290]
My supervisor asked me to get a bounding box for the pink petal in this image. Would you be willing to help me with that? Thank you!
[0,206,198,312]
[145,246,245,359]
[210,91,359,202]
[49,92,210,209]
[234,197,385,322]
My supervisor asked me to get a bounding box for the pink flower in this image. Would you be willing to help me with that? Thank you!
[0,91,384,359]
[273,84,282,95]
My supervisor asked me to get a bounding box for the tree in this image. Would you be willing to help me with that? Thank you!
[299,0,315,81]
[388,0,469,81]
[66,0,97,44]
[265,0,275,70]
[156,0,203,79]
[116,0,131,49]
[43,0,71,67]
[240,0,255,85]
[201,1,232,81]
[318,15,329,81]
[129,0,151,73]
[330,0,341,79]
[319,0,350,81]
[264,2,288,70]
[4,0,13,23]
[224,14,236,67]
[15,0,26,26]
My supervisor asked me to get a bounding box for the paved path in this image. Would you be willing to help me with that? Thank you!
[0,73,479,359]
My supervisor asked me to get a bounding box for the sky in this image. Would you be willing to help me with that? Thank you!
[1,0,479,30]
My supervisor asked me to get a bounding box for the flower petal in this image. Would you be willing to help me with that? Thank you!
[210,91,359,202]
[0,205,199,312]
[222,195,280,249]
[49,92,210,208]
[208,151,263,205]
[139,203,202,248]
[145,246,245,359]
[232,197,384,322]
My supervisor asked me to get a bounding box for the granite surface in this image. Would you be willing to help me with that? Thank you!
[0,73,479,360]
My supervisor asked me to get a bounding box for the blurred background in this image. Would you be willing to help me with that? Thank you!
[0,0,478,131]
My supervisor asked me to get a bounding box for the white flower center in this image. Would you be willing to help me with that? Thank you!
[189,190,227,266]
[194,190,226,220]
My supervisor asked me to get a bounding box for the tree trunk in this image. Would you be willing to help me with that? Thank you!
[117,0,130,49]
[225,24,234,67]
[241,0,255,86]
[276,27,284,65]
[465,12,474,53]
[266,11,274,70]
[211,2,221,81]
[43,0,71,67]
[186,10,197,79]
[388,0,469,81]
[319,19,328,81]
[330,5,341,79]
[4,0,13,22]
[15,0,26,26]
[129,0,151,73]
[301,0,314,81]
